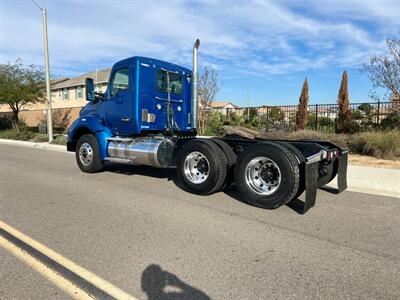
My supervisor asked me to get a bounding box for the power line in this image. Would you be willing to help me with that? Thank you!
[31,0,43,11]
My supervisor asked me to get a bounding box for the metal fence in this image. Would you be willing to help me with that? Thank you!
[206,101,397,133]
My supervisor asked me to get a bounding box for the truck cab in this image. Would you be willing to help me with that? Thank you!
[78,56,195,137]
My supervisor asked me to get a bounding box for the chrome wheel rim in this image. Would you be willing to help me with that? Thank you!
[79,142,93,166]
[245,156,281,195]
[183,151,209,184]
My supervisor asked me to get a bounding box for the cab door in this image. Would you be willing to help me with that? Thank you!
[105,67,133,136]
[140,65,186,131]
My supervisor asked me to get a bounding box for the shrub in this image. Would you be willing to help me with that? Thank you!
[204,112,226,136]
[51,134,67,145]
[348,130,400,159]
[380,111,400,130]
[229,113,245,126]
[38,109,72,133]
[244,108,260,127]
[0,115,12,130]
[258,107,285,131]
[31,133,49,143]
[307,113,336,132]
[351,109,364,120]
[0,128,35,141]
[260,130,350,147]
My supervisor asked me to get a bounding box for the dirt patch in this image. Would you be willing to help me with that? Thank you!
[348,154,400,169]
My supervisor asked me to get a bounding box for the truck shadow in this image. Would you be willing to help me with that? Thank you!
[103,162,205,192]
[224,186,309,215]
[141,264,210,300]
[285,199,309,215]
[104,162,308,214]
[104,162,177,180]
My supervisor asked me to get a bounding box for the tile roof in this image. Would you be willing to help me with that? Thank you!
[51,68,111,90]
[210,101,239,108]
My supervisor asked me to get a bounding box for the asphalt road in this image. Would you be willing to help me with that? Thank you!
[1,144,400,299]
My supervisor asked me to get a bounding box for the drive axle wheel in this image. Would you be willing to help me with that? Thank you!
[209,138,237,190]
[245,157,281,195]
[234,143,299,209]
[177,139,227,195]
[75,134,104,173]
[184,151,210,184]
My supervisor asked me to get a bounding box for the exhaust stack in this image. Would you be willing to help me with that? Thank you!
[192,39,200,129]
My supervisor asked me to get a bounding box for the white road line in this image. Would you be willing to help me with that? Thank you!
[0,221,138,300]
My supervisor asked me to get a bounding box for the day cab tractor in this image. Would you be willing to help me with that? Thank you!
[67,39,348,213]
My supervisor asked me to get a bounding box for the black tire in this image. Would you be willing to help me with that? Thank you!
[209,138,237,167]
[234,143,300,209]
[210,138,237,190]
[272,141,306,200]
[176,139,228,195]
[75,134,104,173]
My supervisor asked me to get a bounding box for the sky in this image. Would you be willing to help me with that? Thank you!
[1,0,399,106]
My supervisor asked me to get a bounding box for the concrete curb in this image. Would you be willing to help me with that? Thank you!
[328,165,400,198]
[0,139,68,153]
[1,138,399,198]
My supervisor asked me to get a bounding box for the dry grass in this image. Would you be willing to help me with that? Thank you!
[259,129,400,160]
[261,130,349,147]
[348,130,400,159]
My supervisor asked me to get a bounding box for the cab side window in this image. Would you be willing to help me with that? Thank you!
[110,68,129,96]
[156,70,182,95]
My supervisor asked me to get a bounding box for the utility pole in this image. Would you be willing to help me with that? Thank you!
[247,88,250,119]
[33,0,53,142]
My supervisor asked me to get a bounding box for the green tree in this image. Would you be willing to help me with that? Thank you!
[357,103,374,130]
[245,107,260,128]
[0,60,45,133]
[296,78,309,130]
[204,112,226,136]
[337,70,352,133]
[380,111,400,130]
[358,103,373,115]
[260,107,285,131]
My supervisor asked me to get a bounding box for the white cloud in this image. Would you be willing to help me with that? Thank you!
[0,0,397,79]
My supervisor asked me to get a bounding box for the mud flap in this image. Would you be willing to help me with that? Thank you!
[337,152,348,193]
[303,161,319,213]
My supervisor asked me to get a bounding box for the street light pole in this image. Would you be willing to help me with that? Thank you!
[33,1,53,142]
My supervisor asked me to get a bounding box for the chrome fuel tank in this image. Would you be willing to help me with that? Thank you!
[107,137,174,167]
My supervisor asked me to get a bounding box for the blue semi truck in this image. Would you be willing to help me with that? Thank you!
[67,39,348,212]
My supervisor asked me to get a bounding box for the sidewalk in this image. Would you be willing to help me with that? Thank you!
[0,139,68,153]
[1,138,399,198]
[327,165,399,198]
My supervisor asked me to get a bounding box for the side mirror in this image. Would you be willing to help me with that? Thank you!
[85,78,95,101]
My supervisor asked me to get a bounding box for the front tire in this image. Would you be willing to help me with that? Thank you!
[75,134,104,173]
[234,143,300,209]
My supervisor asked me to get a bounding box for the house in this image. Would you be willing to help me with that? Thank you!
[26,68,111,111]
[0,68,111,127]
[207,101,241,115]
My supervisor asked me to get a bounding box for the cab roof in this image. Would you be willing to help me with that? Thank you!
[113,56,192,75]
